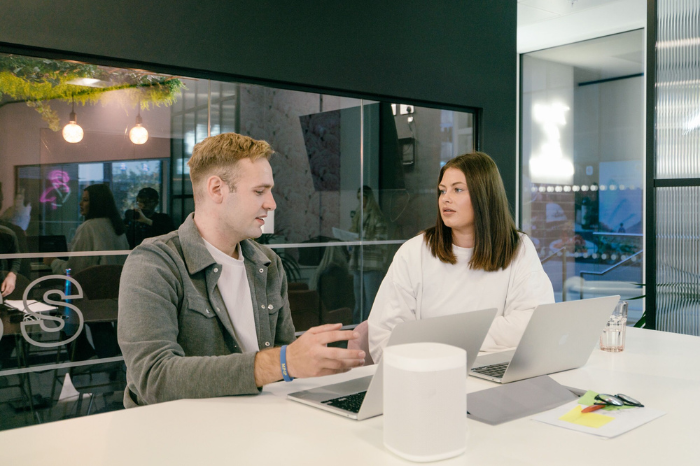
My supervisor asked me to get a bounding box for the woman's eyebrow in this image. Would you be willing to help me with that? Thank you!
[438,182,466,188]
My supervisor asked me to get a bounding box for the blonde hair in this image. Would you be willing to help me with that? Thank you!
[188,132,273,196]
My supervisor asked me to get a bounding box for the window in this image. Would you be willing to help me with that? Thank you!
[0,51,476,430]
[520,30,645,323]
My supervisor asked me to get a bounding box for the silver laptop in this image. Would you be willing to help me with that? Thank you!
[470,296,620,384]
[287,308,497,420]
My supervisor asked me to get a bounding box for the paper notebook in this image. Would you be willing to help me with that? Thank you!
[532,391,665,438]
[3,300,58,313]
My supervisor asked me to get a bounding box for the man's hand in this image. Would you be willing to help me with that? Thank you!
[1,271,16,297]
[134,208,153,226]
[285,323,365,378]
[253,323,365,387]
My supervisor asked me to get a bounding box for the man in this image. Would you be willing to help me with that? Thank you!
[118,132,365,408]
[124,187,175,248]
[0,185,30,283]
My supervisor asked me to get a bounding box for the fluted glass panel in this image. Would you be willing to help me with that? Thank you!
[656,0,700,178]
[656,187,700,335]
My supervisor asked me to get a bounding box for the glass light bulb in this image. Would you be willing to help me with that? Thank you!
[129,124,149,144]
[63,122,84,143]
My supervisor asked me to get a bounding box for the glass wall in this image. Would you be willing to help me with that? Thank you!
[520,30,645,323]
[654,0,700,336]
[0,52,476,429]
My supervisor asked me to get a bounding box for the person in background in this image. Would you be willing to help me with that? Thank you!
[124,187,174,249]
[0,188,31,231]
[0,184,30,281]
[0,230,19,369]
[349,185,387,324]
[118,132,365,408]
[368,152,554,363]
[44,184,129,275]
[43,183,129,361]
[0,228,20,297]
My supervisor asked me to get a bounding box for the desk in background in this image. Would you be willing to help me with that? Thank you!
[0,328,698,465]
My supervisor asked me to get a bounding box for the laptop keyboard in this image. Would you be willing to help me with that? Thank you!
[322,391,367,413]
[471,362,509,379]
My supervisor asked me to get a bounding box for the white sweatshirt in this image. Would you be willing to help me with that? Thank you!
[51,218,130,275]
[368,234,554,363]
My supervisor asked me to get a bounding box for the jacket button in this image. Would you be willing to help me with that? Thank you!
[216,308,220,313]
[213,267,219,273]
[267,304,273,310]
[265,342,270,347]
[205,309,210,314]
[259,268,264,273]
[261,305,265,309]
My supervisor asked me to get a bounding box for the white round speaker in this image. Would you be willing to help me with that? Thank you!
[383,342,467,462]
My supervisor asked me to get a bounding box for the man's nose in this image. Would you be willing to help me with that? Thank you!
[264,192,276,211]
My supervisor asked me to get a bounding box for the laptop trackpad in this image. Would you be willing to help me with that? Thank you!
[289,376,373,403]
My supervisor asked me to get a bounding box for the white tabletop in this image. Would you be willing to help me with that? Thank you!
[1,327,699,465]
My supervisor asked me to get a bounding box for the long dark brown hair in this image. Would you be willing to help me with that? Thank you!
[84,184,126,236]
[424,152,520,272]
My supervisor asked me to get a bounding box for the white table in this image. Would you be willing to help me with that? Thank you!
[1,327,699,465]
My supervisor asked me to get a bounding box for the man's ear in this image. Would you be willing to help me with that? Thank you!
[206,175,226,204]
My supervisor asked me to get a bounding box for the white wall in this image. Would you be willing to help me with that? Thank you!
[0,89,171,212]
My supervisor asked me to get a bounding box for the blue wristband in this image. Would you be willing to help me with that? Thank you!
[280,345,294,382]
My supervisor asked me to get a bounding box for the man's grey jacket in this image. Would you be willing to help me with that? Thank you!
[117,213,295,408]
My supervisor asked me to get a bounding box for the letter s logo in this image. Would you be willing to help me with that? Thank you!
[20,275,85,348]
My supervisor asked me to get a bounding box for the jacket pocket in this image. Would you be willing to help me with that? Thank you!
[266,295,284,315]
[187,297,216,319]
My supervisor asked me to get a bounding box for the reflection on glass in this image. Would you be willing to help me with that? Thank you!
[0,51,478,430]
[351,186,387,323]
[44,184,128,275]
[123,187,174,249]
[252,243,355,332]
[358,102,476,321]
[520,30,645,323]
[366,103,476,242]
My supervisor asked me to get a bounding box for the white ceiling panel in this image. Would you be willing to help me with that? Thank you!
[518,4,559,26]
[518,0,646,53]
[519,0,619,16]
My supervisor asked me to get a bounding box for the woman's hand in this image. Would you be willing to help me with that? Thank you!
[1,271,16,297]
[43,257,56,267]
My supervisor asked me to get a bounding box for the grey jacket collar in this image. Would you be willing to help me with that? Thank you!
[178,213,272,275]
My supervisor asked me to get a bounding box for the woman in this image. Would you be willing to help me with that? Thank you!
[349,186,388,324]
[45,184,129,274]
[368,152,554,362]
[44,184,129,361]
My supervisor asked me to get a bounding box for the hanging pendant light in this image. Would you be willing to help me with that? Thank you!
[62,98,84,143]
[129,105,148,144]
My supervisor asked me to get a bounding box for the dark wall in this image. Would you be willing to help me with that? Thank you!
[0,0,517,203]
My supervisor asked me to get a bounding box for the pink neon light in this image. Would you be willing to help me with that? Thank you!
[40,170,71,210]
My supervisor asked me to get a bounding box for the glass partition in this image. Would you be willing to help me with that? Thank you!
[654,0,700,335]
[520,30,645,323]
[0,51,476,430]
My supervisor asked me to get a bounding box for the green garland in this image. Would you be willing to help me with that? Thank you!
[0,55,185,131]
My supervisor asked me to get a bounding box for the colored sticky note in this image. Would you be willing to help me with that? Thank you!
[559,405,615,429]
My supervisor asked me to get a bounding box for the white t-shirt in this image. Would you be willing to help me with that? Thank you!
[368,233,554,362]
[203,239,259,353]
